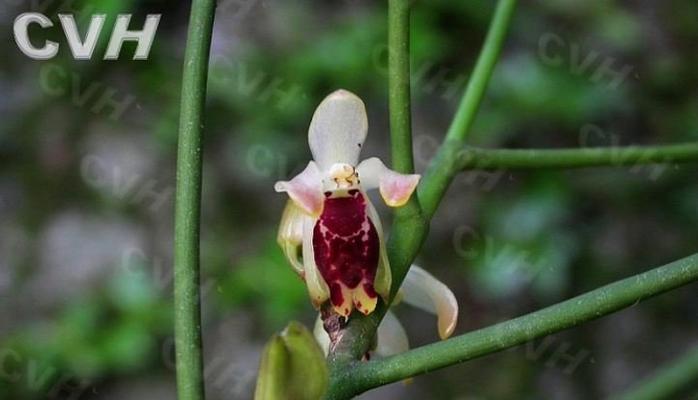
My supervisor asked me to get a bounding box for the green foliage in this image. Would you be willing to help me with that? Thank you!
[0,269,170,398]
[471,177,577,299]
[217,239,308,330]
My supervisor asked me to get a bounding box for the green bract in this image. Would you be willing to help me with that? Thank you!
[255,322,329,400]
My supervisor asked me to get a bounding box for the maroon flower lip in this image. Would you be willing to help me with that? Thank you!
[313,190,379,316]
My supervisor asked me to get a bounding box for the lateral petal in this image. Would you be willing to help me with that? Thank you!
[277,201,310,277]
[275,161,324,216]
[308,90,368,171]
[356,157,420,207]
[374,310,410,358]
[399,266,459,340]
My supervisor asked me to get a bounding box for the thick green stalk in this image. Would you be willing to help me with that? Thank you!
[420,0,517,218]
[456,143,698,170]
[173,1,217,400]
[385,0,426,293]
[386,0,428,282]
[613,345,698,400]
[388,0,415,174]
[338,252,698,395]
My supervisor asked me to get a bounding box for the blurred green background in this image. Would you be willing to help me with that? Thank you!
[1,0,697,399]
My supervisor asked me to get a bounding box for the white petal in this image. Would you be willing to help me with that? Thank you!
[399,266,458,340]
[275,161,324,216]
[313,314,330,356]
[374,310,409,357]
[308,90,368,171]
[302,213,330,308]
[357,157,420,207]
[277,201,311,277]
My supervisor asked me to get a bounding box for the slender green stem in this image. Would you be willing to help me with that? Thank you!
[457,143,698,170]
[335,252,698,395]
[385,0,426,295]
[613,344,698,400]
[420,0,517,218]
[173,1,216,400]
[446,0,517,142]
[388,0,415,174]
[416,142,698,217]
[386,0,426,277]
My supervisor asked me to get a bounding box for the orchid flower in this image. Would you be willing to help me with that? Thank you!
[274,89,420,318]
[314,265,459,357]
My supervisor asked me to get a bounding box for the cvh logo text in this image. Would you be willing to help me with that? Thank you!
[13,13,161,60]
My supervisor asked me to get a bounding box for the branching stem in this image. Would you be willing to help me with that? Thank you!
[456,144,698,170]
[445,0,518,143]
[332,253,698,396]
[420,0,517,218]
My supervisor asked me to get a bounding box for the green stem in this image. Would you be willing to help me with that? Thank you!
[388,0,415,174]
[456,143,698,170]
[445,0,517,142]
[613,344,698,400]
[339,252,698,395]
[416,142,698,217]
[386,0,426,287]
[173,1,217,400]
[385,0,427,297]
[420,0,517,218]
